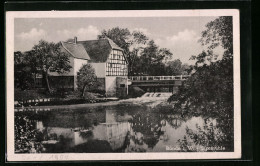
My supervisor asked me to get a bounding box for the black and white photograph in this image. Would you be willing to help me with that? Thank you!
[6,10,241,161]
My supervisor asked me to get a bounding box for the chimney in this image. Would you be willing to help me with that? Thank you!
[74,36,77,44]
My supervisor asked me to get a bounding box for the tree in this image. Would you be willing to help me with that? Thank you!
[165,60,191,76]
[138,40,173,75]
[98,27,132,52]
[158,48,173,64]
[98,27,174,76]
[139,40,158,75]
[14,51,24,65]
[98,27,149,75]
[198,16,233,62]
[180,63,192,75]
[168,16,234,148]
[32,40,72,93]
[165,59,183,75]
[169,16,233,118]
[14,51,36,89]
[24,50,39,87]
[77,64,97,97]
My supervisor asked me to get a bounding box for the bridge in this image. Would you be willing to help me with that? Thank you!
[128,75,190,93]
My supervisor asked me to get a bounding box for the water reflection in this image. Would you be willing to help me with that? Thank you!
[15,104,233,153]
[177,118,233,152]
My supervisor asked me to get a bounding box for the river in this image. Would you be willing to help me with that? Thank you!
[14,96,233,153]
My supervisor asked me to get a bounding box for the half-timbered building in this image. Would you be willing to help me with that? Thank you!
[48,37,128,98]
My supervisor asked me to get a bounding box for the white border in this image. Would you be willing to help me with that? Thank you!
[6,9,241,161]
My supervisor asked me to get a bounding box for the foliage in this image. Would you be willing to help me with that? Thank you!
[98,27,177,76]
[15,114,44,153]
[138,40,157,75]
[14,41,72,92]
[169,57,233,118]
[169,16,233,105]
[135,40,175,76]
[82,92,97,101]
[199,16,233,60]
[177,118,233,152]
[14,89,52,101]
[98,27,132,51]
[128,86,146,98]
[14,51,35,90]
[165,59,189,75]
[76,64,98,97]
[98,27,150,75]
[169,16,234,146]
[31,40,72,93]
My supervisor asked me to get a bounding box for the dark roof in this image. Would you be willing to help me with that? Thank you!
[61,42,90,60]
[78,39,124,63]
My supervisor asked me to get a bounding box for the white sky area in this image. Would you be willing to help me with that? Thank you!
[14,17,223,65]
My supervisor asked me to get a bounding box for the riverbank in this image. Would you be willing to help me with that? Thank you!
[14,88,119,107]
[15,89,53,101]
[15,97,119,107]
[15,96,171,111]
[15,100,122,110]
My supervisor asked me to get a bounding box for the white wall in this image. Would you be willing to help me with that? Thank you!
[74,58,88,76]
[90,63,106,78]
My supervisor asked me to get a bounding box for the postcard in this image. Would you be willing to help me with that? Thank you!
[6,9,241,161]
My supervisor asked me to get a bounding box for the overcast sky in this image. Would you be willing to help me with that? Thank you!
[14,16,219,64]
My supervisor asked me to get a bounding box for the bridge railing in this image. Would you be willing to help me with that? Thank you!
[129,75,191,81]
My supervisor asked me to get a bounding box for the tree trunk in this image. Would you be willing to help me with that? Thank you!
[34,73,36,88]
[45,73,51,93]
[82,84,87,97]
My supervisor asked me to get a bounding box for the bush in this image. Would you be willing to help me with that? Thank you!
[77,64,97,97]
[15,115,45,153]
[128,86,145,98]
[64,90,82,100]
[89,89,106,96]
[83,92,97,102]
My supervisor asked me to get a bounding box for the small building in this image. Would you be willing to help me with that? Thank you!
[48,37,128,98]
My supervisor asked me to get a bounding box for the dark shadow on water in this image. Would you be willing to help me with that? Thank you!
[71,140,113,153]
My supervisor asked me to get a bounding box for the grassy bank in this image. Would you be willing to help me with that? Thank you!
[14,88,113,107]
[15,89,54,101]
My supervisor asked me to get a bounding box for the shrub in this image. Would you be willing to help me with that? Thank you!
[77,64,98,97]
[128,86,145,98]
[83,92,97,102]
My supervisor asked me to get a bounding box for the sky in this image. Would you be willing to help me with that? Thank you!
[14,16,220,64]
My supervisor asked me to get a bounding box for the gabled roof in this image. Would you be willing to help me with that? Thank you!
[78,38,124,63]
[61,41,90,60]
[106,38,124,51]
